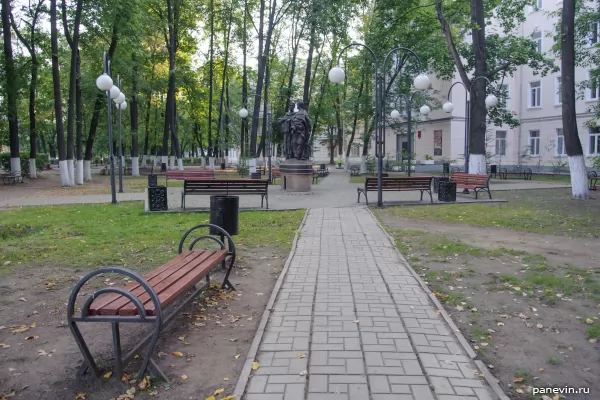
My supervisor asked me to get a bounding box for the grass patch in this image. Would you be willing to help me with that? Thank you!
[0,202,304,274]
[379,189,600,237]
[547,356,563,365]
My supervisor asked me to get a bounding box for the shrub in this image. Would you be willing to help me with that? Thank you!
[0,153,49,174]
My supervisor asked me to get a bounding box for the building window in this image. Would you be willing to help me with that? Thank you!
[499,84,510,109]
[589,71,600,99]
[529,81,541,107]
[495,131,507,156]
[591,22,600,45]
[529,130,540,156]
[351,145,360,157]
[556,128,566,155]
[556,77,562,104]
[531,31,542,53]
[590,127,600,155]
[536,0,542,8]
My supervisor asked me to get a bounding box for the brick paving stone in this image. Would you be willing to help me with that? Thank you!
[242,207,503,400]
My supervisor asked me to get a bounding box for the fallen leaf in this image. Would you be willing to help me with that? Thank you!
[223,377,229,381]
[30,323,36,328]
[19,297,26,302]
[255,292,263,296]
[37,349,48,356]
[515,388,524,394]
[518,313,529,319]
[296,353,306,359]
[221,396,236,400]
[539,367,545,372]
[229,338,238,342]
[177,335,187,341]
[11,326,29,333]
[126,387,135,395]
[536,323,543,329]
[75,394,86,400]
[157,352,167,358]
[0,343,11,349]
[234,354,241,360]
[148,391,158,396]
[181,375,188,381]
[497,322,504,327]
[213,388,225,396]
[25,336,39,340]
[138,376,150,390]
[8,367,16,372]
[172,351,184,357]
[513,377,524,383]
[299,370,308,376]
[353,320,360,324]
[585,318,594,325]
[104,371,112,379]
[251,361,260,371]
[205,397,216,400]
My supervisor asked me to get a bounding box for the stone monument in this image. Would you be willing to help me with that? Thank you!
[277,101,313,192]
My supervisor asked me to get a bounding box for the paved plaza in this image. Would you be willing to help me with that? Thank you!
[236,207,504,400]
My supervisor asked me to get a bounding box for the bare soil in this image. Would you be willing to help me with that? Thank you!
[0,247,286,400]
[379,213,599,400]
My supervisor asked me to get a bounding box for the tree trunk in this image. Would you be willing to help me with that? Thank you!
[241,0,248,158]
[216,10,233,160]
[346,68,366,158]
[142,92,152,168]
[75,52,84,184]
[130,59,140,176]
[2,0,20,174]
[207,0,215,158]
[561,0,590,199]
[302,25,315,106]
[83,19,119,181]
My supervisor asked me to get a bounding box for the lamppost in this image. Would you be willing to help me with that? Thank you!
[95,50,118,204]
[329,43,430,207]
[239,94,263,175]
[442,77,498,173]
[113,76,126,193]
[390,92,430,176]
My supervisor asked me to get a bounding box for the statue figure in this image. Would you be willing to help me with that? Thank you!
[277,103,295,159]
[287,102,312,161]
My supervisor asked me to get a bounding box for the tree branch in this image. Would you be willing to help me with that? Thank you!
[10,13,34,55]
[433,0,470,85]
[61,0,74,48]
[487,61,512,78]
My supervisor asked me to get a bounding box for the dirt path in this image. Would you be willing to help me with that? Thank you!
[378,213,599,268]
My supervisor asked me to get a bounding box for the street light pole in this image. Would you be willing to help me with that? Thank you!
[444,76,498,174]
[239,94,263,175]
[117,76,123,193]
[329,43,430,207]
[96,51,117,204]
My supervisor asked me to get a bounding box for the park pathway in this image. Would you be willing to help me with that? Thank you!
[239,207,502,400]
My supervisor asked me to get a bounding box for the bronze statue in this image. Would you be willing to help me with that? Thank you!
[277,101,312,161]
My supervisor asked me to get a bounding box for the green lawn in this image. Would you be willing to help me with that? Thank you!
[378,189,600,237]
[0,203,304,274]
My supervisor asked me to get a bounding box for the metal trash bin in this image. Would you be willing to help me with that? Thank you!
[438,181,457,202]
[209,196,239,236]
[433,177,450,194]
[490,164,497,178]
[148,186,168,211]
[148,174,158,187]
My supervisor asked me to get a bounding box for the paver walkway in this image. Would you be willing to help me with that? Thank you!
[242,207,500,400]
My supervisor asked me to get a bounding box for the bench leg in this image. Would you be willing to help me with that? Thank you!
[111,322,123,380]
[420,190,424,201]
[357,189,361,203]
[428,190,433,203]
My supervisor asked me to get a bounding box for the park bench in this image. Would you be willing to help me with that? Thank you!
[317,164,329,177]
[181,178,269,209]
[272,168,281,183]
[67,224,236,382]
[499,167,532,180]
[350,165,360,176]
[450,172,492,199]
[589,171,598,190]
[1,171,23,185]
[166,170,215,186]
[357,176,433,205]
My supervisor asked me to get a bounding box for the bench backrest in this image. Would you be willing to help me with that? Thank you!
[450,172,489,186]
[168,170,215,180]
[364,176,432,190]
[272,169,281,177]
[184,179,268,194]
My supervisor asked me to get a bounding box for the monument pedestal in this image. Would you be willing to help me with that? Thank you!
[280,160,312,192]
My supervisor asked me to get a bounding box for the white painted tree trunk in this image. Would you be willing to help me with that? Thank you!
[75,160,84,184]
[67,159,75,186]
[568,155,590,199]
[10,158,21,175]
[201,157,206,168]
[169,156,175,170]
[344,156,349,171]
[59,160,70,186]
[360,156,367,174]
[141,155,147,168]
[249,158,257,173]
[177,158,184,170]
[132,156,140,176]
[83,160,92,181]
[468,154,487,174]
[161,156,168,167]
[29,159,37,179]
[209,157,215,170]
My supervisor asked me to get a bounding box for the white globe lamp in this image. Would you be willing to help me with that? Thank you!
[390,109,401,119]
[443,101,454,113]
[109,86,121,100]
[239,108,249,119]
[114,92,126,105]
[96,73,113,91]
[328,66,345,84]
[118,101,127,110]
[485,94,499,108]
[420,105,431,115]
[413,74,430,90]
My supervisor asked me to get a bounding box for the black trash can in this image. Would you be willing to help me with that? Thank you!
[160,162,167,173]
[148,174,158,187]
[438,181,457,202]
[433,177,450,194]
[220,162,226,170]
[490,164,497,178]
[209,196,239,236]
[148,186,168,211]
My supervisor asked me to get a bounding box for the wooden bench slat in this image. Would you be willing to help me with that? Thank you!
[117,250,227,316]
[90,251,213,315]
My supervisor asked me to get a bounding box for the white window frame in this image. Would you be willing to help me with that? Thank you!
[529,130,540,156]
[536,0,542,9]
[555,76,562,105]
[556,128,566,156]
[531,31,542,53]
[590,128,600,155]
[499,84,510,109]
[588,71,600,100]
[590,22,600,45]
[529,81,542,108]
[495,131,507,157]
